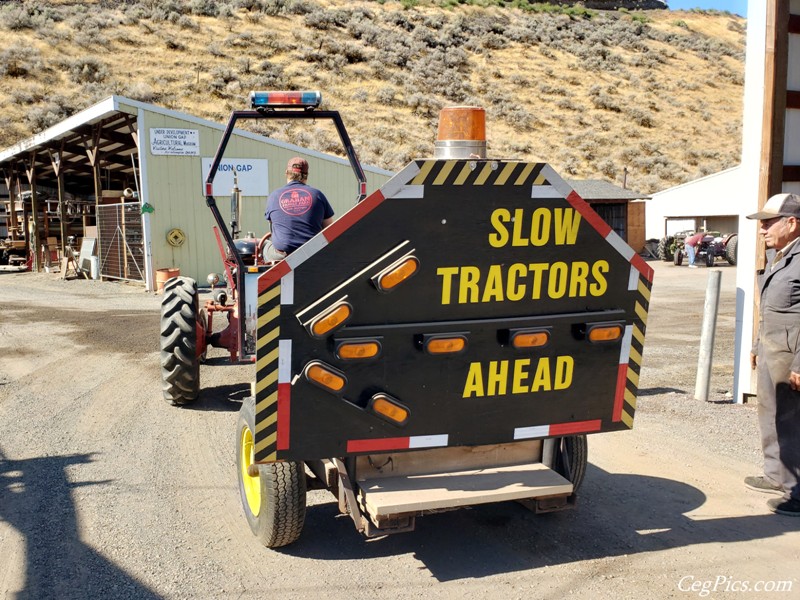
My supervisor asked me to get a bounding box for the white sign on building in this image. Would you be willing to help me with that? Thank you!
[201,158,269,197]
[150,128,200,156]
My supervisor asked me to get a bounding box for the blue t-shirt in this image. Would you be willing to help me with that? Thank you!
[265,181,334,253]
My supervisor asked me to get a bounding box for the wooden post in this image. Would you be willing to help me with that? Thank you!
[752,0,790,392]
[25,153,41,272]
[86,125,103,270]
[51,151,68,260]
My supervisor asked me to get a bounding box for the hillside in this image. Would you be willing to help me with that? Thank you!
[0,0,746,194]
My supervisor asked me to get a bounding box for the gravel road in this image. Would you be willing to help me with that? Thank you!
[1,261,799,600]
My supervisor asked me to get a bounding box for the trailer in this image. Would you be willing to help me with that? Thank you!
[160,92,653,547]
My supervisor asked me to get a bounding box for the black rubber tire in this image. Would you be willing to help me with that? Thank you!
[236,396,306,548]
[673,249,683,266]
[657,237,674,261]
[160,276,200,405]
[554,435,588,494]
[705,251,715,267]
[726,235,738,266]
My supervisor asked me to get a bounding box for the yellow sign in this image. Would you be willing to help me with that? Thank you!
[463,356,575,398]
[167,228,186,247]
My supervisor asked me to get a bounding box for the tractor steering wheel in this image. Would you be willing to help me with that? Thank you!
[256,231,272,265]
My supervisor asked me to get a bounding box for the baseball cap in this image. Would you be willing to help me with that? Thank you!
[747,193,800,220]
[286,157,308,175]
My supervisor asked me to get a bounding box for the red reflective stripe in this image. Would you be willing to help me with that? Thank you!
[613,364,628,421]
[258,260,291,294]
[550,419,602,436]
[323,190,386,244]
[566,190,612,238]
[346,437,410,453]
[630,253,654,283]
[277,383,291,450]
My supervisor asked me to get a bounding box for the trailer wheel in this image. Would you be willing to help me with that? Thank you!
[160,276,200,405]
[726,234,738,265]
[558,435,588,493]
[237,396,306,548]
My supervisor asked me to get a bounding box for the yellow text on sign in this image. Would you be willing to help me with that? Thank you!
[437,260,609,305]
[463,356,574,398]
[488,207,581,248]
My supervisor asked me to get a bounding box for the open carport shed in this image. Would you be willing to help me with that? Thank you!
[0,95,392,290]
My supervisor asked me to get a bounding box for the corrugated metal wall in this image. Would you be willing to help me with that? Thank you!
[127,100,393,283]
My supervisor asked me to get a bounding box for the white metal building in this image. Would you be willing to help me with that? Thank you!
[0,96,393,288]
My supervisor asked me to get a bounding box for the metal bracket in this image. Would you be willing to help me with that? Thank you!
[332,458,365,533]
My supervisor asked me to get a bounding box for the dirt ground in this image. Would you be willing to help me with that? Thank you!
[1,260,799,600]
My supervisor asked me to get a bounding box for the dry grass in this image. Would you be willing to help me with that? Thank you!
[0,1,745,194]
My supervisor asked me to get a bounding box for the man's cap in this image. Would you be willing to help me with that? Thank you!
[747,193,800,220]
[287,157,309,175]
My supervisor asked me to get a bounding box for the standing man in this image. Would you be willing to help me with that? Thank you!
[263,157,334,261]
[745,192,800,517]
[684,231,704,268]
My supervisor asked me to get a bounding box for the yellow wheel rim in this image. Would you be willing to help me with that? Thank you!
[239,425,261,517]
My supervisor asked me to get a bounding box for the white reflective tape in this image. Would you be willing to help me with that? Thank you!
[280,270,294,305]
[514,425,550,440]
[278,339,292,383]
[530,185,561,199]
[286,234,328,270]
[628,264,640,291]
[393,184,425,199]
[381,162,421,199]
[619,325,633,365]
[539,164,573,197]
[408,434,448,448]
[606,229,635,261]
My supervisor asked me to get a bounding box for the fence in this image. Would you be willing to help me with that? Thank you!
[96,202,145,283]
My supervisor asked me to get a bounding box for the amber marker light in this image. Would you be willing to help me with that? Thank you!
[304,361,346,393]
[369,394,410,426]
[587,323,624,343]
[424,334,467,355]
[309,302,352,338]
[336,339,381,360]
[374,256,419,292]
[511,330,550,349]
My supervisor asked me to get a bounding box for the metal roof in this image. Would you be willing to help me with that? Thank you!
[0,97,140,196]
[566,179,650,202]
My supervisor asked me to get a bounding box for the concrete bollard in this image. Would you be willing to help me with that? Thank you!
[695,269,722,401]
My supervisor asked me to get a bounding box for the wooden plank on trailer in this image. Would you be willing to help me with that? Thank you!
[359,462,572,516]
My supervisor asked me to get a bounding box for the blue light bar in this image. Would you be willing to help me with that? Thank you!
[250,91,322,109]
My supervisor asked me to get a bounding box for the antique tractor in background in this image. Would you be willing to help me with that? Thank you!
[657,230,737,267]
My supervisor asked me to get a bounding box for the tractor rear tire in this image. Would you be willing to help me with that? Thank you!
[726,235,738,266]
[160,276,200,405]
[237,396,306,548]
[657,237,674,262]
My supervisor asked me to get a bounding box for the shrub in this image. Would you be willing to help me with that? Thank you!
[58,56,108,84]
[0,47,43,78]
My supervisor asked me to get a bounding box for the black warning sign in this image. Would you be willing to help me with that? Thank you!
[253,160,652,463]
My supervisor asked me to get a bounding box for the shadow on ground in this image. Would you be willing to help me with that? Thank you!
[280,463,800,583]
[0,447,161,600]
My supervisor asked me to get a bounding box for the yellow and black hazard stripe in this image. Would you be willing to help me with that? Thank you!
[409,160,549,188]
[619,272,652,428]
[254,282,282,462]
